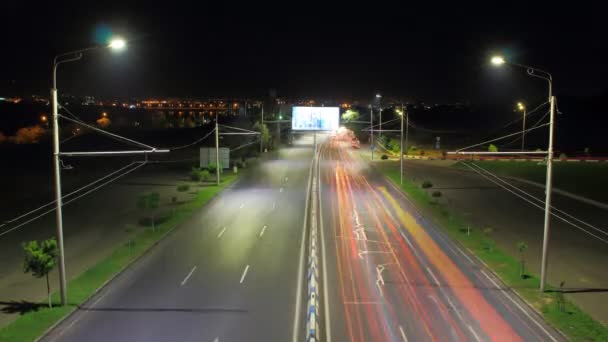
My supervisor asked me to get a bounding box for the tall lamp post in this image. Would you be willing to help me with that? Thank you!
[396,105,406,185]
[369,104,374,160]
[492,55,555,292]
[52,38,126,305]
[517,101,527,151]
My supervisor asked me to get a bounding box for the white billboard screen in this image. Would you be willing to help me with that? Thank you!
[292,106,340,131]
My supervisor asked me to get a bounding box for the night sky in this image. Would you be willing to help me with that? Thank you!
[2,2,607,105]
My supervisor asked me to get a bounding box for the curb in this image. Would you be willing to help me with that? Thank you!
[35,176,241,342]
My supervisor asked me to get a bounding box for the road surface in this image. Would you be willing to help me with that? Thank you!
[319,139,566,341]
[42,137,314,342]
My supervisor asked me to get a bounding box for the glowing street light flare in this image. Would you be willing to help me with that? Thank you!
[491,55,506,66]
[108,38,126,50]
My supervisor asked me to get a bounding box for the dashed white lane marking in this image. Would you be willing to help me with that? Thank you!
[181,266,197,286]
[217,227,226,239]
[272,202,276,210]
[259,225,267,237]
[213,338,219,342]
[426,267,441,286]
[280,187,284,193]
[239,203,244,209]
[399,325,409,342]
[240,265,250,284]
[467,325,482,342]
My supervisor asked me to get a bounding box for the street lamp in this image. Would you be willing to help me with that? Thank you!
[491,55,555,292]
[516,102,527,151]
[51,37,126,306]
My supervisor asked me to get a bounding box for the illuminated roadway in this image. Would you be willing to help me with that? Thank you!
[42,137,314,342]
[41,133,566,341]
[318,138,566,341]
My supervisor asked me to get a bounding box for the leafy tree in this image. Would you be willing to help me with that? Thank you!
[22,238,58,308]
[517,242,528,278]
[208,163,222,174]
[11,125,46,144]
[253,121,271,151]
[0,131,6,143]
[341,109,360,122]
[422,180,433,189]
[137,192,160,231]
[488,144,498,152]
[96,117,111,128]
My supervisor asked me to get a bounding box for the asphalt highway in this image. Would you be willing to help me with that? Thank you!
[318,138,566,342]
[42,137,314,342]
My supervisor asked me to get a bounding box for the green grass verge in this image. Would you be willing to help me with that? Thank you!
[0,174,237,342]
[453,160,608,203]
[374,161,608,341]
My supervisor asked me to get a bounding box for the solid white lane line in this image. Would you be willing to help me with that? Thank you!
[398,325,409,342]
[467,325,482,342]
[480,270,558,342]
[272,202,276,210]
[213,337,219,342]
[259,225,267,237]
[217,227,226,239]
[240,265,250,284]
[280,187,284,193]
[181,266,197,286]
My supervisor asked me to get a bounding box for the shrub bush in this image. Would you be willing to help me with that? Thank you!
[381,154,389,160]
[177,184,190,192]
[432,191,442,198]
[559,153,568,160]
[422,180,433,189]
[190,168,201,181]
[208,163,223,174]
[200,169,210,181]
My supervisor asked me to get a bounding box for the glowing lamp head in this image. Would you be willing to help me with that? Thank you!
[375,94,382,98]
[491,56,506,66]
[517,102,525,111]
[108,38,126,50]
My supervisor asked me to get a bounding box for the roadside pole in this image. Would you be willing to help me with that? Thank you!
[51,87,68,306]
[540,95,556,292]
[260,105,264,153]
[400,104,404,185]
[370,104,374,160]
[215,118,220,186]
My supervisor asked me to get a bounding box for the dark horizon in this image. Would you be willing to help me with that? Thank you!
[2,3,608,107]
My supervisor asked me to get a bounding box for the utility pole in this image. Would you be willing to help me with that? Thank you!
[369,104,374,160]
[379,107,382,138]
[260,105,264,153]
[521,107,527,152]
[400,104,404,185]
[405,108,409,161]
[540,95,556,291]
[215,117,220,186]
[51,85,67,306]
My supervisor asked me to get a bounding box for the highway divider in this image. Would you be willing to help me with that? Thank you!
[306,155,321,342]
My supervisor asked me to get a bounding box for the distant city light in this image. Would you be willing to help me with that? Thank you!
[491,56,505,66]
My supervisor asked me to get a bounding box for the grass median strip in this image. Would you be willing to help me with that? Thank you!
[0,174,237,342]
[375,163,608,341]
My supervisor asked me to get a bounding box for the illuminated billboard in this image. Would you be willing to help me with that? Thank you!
[292,106,340,131]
